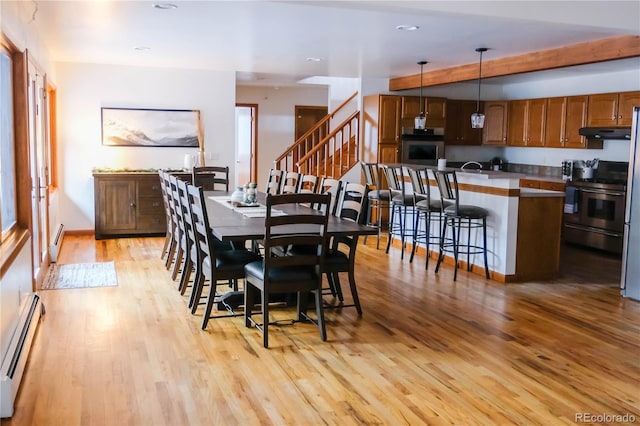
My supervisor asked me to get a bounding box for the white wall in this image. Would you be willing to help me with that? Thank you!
[56,62,236,231]
[235,85,328,190]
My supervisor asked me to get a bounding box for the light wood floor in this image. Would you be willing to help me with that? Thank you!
[4,235,639,425]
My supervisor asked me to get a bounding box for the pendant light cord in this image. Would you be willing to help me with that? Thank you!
[476,50,483,113]
[418,60,427,116]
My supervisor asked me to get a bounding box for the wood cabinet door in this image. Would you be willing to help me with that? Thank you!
[401,96,420,129]
[618,91,640,126]
[526,98,546,147]
[444,100,462,144]
[482,101,508,145]
[97,179,136,232]
[378,143,399,164]
[563,95,588,149]
[507,100,527,146]
[425,97,447,128]
[544,97,565,148]
[379,95,401,144]
[459,100,482,145]
[587,93,618,127]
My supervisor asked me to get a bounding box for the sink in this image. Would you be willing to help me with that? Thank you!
[460,161,483,171]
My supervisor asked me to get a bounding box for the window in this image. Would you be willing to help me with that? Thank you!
[0,46,17,239]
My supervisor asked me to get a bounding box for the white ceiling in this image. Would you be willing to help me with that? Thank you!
[19,0,640,88]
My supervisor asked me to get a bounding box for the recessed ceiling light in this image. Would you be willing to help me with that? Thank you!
[396,25,419,31]
[306,57,321,62]
[134,46,151,51]
[153,3,178,10]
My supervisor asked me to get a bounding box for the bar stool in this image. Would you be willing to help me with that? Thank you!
[407,167,450,269]
[383,165,416,259]
[360,162,391,249]
[431,169,490,281]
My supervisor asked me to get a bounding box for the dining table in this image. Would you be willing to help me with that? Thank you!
[204,191,378,242]
[203,190,378,310]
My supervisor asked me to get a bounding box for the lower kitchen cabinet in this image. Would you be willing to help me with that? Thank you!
[93,172,187,239]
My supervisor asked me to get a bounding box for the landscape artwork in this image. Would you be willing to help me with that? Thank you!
[101,108,200,147]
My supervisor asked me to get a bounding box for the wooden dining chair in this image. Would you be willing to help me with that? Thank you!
[317,177,342,215]
[158,171,175,261]
[297,174,319,194]
[167,175,185,278]
[192,166,230,191]
[265,169,285,195]
[186,183,262,329]
[281,171,301,194]
[244,192,331,348]
[320,181,368,315]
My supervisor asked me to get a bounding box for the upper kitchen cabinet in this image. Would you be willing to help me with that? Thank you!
[445,99,482,145]
[363,94,401,163]
[507,98,546,147]
[482,101,508,145]
[587,91,640,127]
[545,96,590,149]
[401,96,447,128]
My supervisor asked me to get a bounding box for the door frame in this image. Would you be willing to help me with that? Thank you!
[235,103,258,183]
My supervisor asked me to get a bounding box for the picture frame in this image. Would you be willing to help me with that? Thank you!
[101,107,200,147]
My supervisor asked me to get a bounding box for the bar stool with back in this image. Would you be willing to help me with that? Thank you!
[431,169,490,281]
[360,162,391,249]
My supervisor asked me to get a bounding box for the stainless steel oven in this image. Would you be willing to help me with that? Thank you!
[563,161,628,254]
[400,127,445,166]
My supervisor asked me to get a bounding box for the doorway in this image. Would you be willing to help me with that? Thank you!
[295,105,328,140]
[235,104,258,186]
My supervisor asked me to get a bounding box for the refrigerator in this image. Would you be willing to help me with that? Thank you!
[621,106,640,300]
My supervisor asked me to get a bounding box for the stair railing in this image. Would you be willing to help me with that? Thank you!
[296,110,359,178]
[273,91,358,172]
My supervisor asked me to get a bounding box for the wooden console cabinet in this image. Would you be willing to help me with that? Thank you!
[94,172,181,240]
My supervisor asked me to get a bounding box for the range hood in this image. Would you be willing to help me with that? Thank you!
[579,127,631,140]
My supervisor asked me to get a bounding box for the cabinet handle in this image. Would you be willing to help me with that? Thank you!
[618,115,622,119]
[130,203,136,208]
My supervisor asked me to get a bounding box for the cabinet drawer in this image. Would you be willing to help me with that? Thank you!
[137,214,166,233]
[539,181,565,192]
[520,179,540,189]
[138,196,164,214]
[138,178,163,197]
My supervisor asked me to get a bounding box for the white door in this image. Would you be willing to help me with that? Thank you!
[27,61,49,282]
[235,104,257,186]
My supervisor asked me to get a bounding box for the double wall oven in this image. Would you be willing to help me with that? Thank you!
[564,161,628,254]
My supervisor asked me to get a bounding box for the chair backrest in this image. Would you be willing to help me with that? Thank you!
[265,169,285,195]
[262,193,331,275]
[430,169,460,212]
[407,167,431,204]
[298,174,319,194]
[175,177,194,246]
[382,165,404,194]
[159,171,173,228]
[186,183,218,266]
[168,174,183,239]
[360,162,380,188]
[192,166,229,192]
[336,182,368,224]
[281,171,301,194]
[317,177,342,215]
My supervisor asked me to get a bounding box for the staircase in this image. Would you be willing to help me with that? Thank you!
[274,92,359,179]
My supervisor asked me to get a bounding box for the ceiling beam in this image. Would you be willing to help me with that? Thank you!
[389,35,640,91]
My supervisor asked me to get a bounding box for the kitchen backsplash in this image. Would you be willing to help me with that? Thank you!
[504,163,562,178]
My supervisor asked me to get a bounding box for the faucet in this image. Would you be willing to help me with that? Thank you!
[461,161,483,171]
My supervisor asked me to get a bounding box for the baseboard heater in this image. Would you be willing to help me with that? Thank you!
[0,293,44,418]
[49,224,64,263]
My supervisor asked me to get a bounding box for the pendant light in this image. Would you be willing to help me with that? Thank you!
[471,47,488,129]
[415,60,428,130]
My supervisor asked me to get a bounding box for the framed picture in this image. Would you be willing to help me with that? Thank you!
[101,107,200,147]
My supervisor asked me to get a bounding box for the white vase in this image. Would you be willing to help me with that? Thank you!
[230,186,245,206]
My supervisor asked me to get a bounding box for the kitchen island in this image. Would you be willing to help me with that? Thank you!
[394,166,565,282]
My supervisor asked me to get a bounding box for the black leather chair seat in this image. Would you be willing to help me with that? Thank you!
[392,193,416,205]
[416,199,451,212]
[443,204,489,219]
[202,250,261,275]
[324,249,348,265]
[245,261,318,282]
[368,189,391,201]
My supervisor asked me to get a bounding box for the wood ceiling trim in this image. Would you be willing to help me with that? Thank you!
[389,35,640,91]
